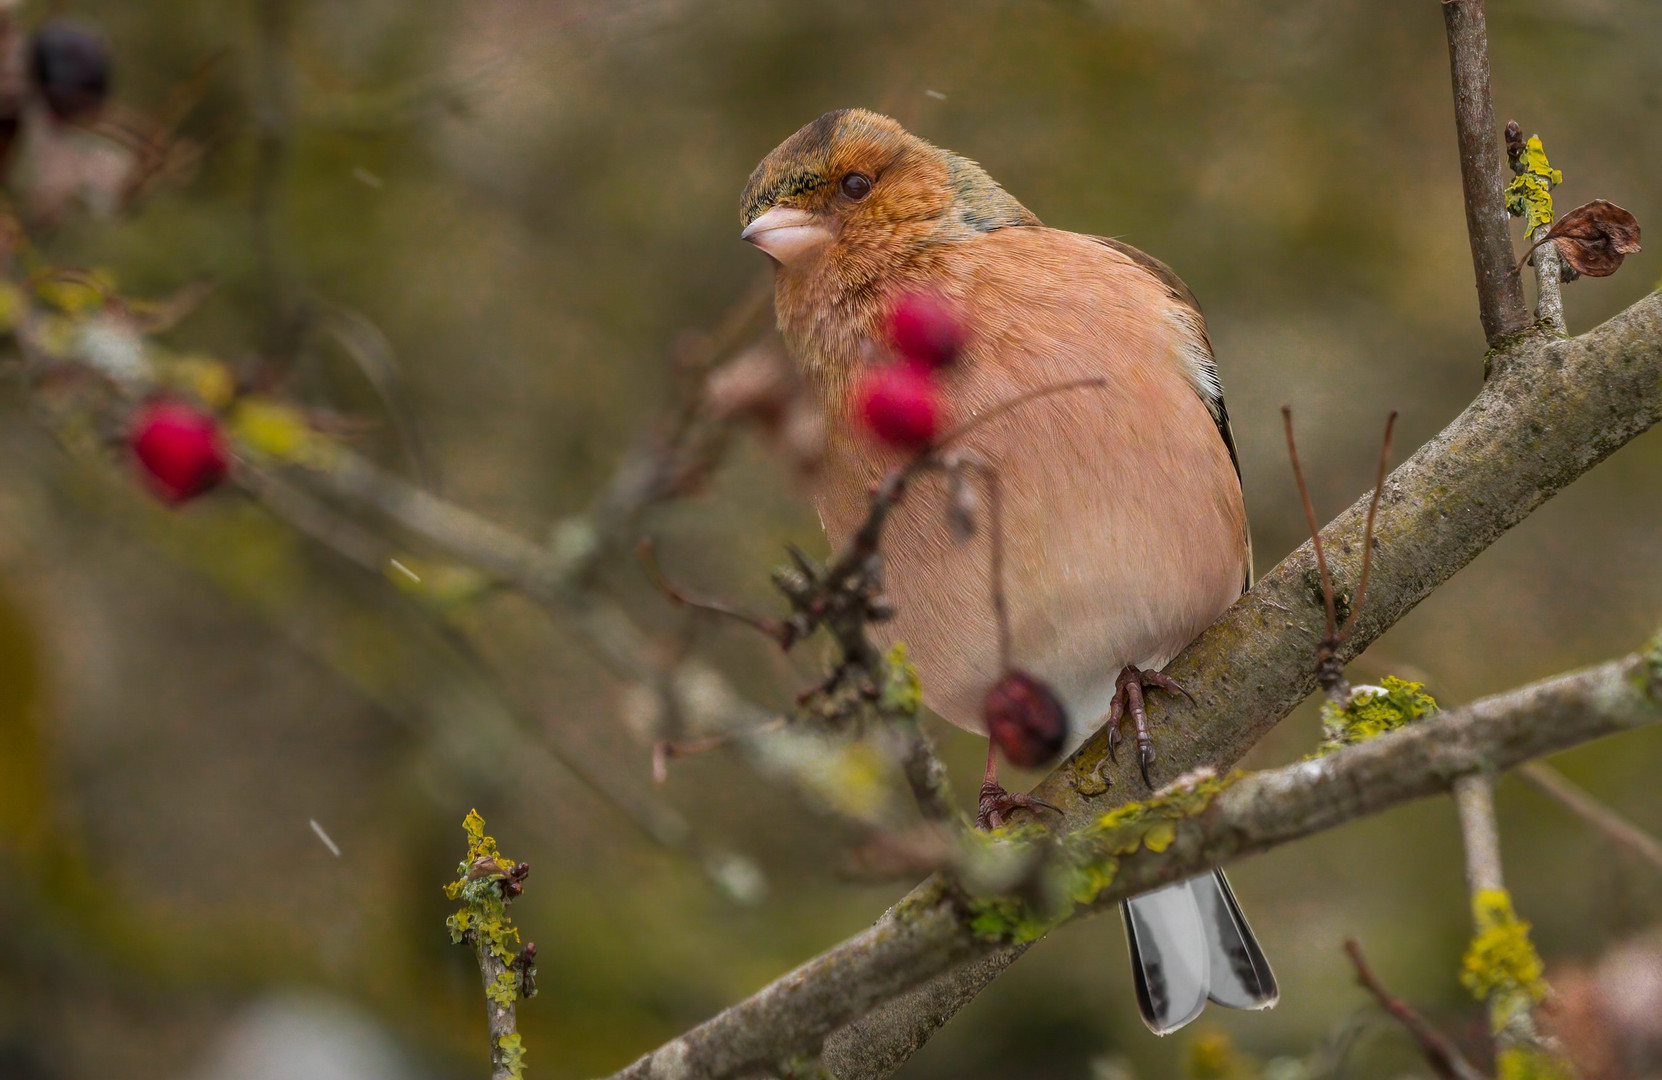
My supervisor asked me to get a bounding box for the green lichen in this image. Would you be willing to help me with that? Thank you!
[880,641,922,717]
[1318,677,1437,753]
[1460,888,1546,1005]
[496,1033,527,1079]
[1504,134,1562,232]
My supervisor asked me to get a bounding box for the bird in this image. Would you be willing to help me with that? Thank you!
[739,107,1276,1035]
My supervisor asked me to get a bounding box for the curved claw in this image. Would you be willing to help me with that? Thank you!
[977,780,1062,830]
[1137,742,1155,788]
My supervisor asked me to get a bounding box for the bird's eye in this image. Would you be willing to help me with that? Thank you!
[840,172,873,201]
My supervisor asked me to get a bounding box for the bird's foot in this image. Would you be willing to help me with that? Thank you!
[1107,666,1194,788]
[977,778,1060,830]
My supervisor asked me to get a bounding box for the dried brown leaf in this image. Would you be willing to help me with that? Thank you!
[1547,199,1641,279]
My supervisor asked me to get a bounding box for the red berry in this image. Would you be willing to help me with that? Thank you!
[853,364,944,452]
[130,400,228,502]
[888,291,966,370]
[984,669,1068,769]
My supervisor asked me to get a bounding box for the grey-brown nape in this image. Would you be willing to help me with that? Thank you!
[943,153,1041,233]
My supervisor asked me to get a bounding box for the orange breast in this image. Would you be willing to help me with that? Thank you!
[813,229,1248,737]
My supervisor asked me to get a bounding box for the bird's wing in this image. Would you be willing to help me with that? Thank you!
[1086,235,1252,591]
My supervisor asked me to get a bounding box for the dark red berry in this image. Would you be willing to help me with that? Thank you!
[852,364,944,452]
[984,669,1068,769]
[888,290,966,370]
[130,401,228,502]
[29,20,111,123]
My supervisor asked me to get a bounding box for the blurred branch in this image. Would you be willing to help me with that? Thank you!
[1442,0,1530,345]
[607,646,1662,1079]
[1343,939,1487,1080]
[1517,761,1662,874]
[1453,774,1504,895]
[1453,773,1573,1076]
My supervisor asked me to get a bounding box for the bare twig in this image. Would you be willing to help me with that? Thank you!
[637,536,791,645]
[1340,411,1397,639]
[1282,407,1338,643]
[1517,760,1662,873]
[1443,0,1531,344]
[1453,774,1505,894]
[1529,222,1567,335]
[1343,938,1488,1080]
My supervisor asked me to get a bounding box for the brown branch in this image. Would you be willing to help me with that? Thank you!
[1517,761,1662,874]
[1343,939,1488,1080]
[1443,0,1531,344]
[605,648,1662,1079]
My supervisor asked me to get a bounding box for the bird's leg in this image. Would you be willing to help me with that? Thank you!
[976,739,1060,830]
[1106,665,1193,788]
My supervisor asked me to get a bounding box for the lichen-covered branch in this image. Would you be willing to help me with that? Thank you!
[605,647,1662,1079]
[446,811,538,1080]
[1443,0,1530,344]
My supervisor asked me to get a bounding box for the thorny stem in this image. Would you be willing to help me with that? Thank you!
[1343,939,1488,1080]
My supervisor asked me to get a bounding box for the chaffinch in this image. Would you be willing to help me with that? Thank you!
[741,108,1276,1034]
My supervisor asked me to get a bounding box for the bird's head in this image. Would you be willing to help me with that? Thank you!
[739,109,1037,278]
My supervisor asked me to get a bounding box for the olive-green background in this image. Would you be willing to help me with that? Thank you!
[1,2,1659,1078]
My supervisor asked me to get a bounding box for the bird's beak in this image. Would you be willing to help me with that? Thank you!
[741,206,832,266]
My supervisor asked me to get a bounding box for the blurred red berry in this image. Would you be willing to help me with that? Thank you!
[984,669,1068,769]
[853,364,944,452]
[888,290,966,370]
[130,400,228,502]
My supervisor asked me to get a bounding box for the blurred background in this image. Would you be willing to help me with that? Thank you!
[1,1,1660,1078]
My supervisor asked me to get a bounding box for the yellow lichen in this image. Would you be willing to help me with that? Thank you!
[1504,134,1562,232]
[965,771,1240,943]
[444,810,528,971]
[496,1032,527,1079]
[1460,888,1547,1005]
[1318,677,1437,753]
[229,398,337,467]
[1496,1046,1574,1080]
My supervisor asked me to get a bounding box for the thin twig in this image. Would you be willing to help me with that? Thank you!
[1343,939,1488,1080]
[1443,0,1531,345]
[1340,411,1398,638]
[1282,407,1338,642]
[637,537,790,644]
[1518,760,1662,873]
